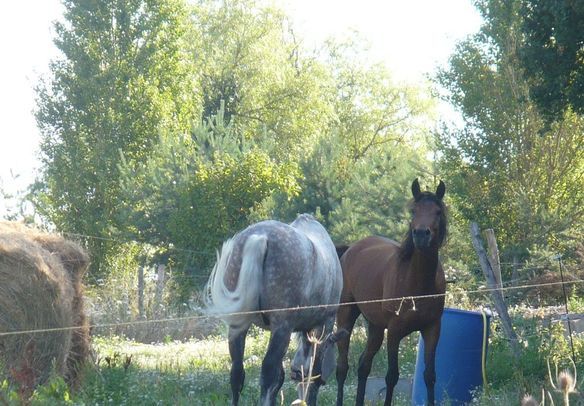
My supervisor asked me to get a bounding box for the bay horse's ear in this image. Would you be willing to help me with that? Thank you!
[436,180,445,200]
[411,178,422,201]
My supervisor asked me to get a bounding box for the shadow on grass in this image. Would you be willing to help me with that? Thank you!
[72,319,420,405]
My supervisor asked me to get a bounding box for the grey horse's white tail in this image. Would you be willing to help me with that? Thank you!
[205,234,267,334]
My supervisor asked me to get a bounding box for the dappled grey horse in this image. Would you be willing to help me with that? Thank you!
[205,214,344,406]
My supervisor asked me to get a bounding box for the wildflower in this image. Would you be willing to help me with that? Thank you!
[548,358,578,406]
[521,395,539,406]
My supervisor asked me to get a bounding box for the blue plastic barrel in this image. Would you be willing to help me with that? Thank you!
[411,308,490,405]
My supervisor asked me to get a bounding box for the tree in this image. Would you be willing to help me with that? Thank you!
[34,0,438,284]
[34,0,196,277]
[328,142,431,244]
[190,0,333,160]
[274,36,437,228]
[118,109,299,295]
[436,0,584,262]
[322,35,434,161]
[519,0,584,123]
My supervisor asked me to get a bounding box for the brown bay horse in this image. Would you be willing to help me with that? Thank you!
[336,179,447,406]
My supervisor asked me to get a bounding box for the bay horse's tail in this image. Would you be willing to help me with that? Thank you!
[335,244,350,259]
[205,234,268,334]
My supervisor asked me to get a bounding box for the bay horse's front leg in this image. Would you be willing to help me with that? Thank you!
[228,327,249,406]
[260,326,292,406]
[421,321,441,406]
[384,333,401,406]
[355,323,384,406]
[335,304,360,406]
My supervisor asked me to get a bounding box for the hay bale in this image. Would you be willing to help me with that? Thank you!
[0,222,91,384]
[0,222,90,393]
[0,233,73,392]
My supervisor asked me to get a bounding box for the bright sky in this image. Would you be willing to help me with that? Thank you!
[0,0,482,217]
[0,0,63,216]
[284,0,482,82]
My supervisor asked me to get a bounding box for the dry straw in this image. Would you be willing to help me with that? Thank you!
[0,222,90,396]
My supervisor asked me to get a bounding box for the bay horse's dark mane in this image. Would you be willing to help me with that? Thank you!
[398,192,448,261]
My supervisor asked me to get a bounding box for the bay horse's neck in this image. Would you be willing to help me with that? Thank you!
[406,247,440,290]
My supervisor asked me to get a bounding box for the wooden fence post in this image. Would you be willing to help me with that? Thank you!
[138,266,145,320]
[511,254,520,287]
[484,229,502,289]
[470,222,521,361]
[154,264,166,317]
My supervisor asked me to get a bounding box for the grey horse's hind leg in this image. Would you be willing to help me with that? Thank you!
[260,325,292,406]
[228,327,249,406]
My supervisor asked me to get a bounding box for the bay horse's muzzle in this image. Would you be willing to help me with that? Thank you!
[412,228,432,248]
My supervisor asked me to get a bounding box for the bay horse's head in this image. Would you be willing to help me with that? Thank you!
[402,178,447,257]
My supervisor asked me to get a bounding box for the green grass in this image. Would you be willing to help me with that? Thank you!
[2,315,583,405]
[74,320,419,405]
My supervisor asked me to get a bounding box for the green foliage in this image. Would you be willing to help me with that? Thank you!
[275,131,436,246]
[519,0,584,123]
[328,142,429,243]
[118,109,300,294]
[190,0,333,160]
[272,132,349,226]
[0,373,73,405]
[272,36,437,239]
[322,35,435,161]
[436,0,584,262]
[472,310,584,405]
[32,0,439,287]
[568,290,584,314]
[0,380,19,404]
[30,375,72,405]
[84,242,143,322]
[165,148,299,257]
[34,0,196,278]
